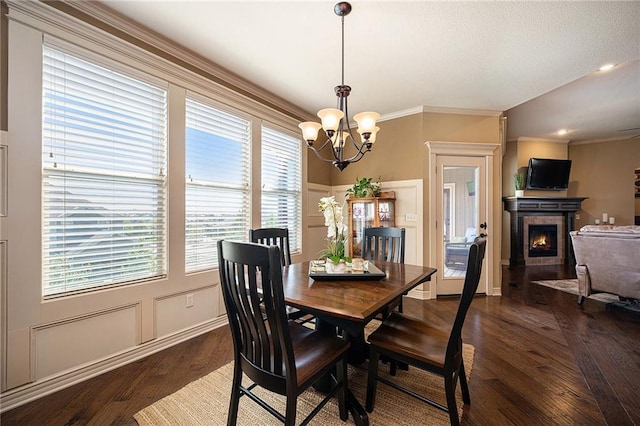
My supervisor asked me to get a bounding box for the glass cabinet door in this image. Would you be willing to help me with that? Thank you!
[378,200,394,227]
[350,201,371,257]
[348,195,396,258]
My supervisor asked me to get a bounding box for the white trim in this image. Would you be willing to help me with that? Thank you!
[380,105,503,123]
[5,0,304,131]
[517,137,570,145]
[0,317,228,412]
[0,131,7,218]
[426,141,500,297]
[426,141,501,156]
[569,136,638,146]
[7,0,312,123]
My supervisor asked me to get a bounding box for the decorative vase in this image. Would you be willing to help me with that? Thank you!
[325,259,347,274]
[515,189,524,197]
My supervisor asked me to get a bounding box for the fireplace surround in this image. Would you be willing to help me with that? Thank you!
[503,196,588,267]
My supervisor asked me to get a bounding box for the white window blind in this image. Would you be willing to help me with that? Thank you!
[42,45,168,297]
[185,98,251,272]
[261,126,302,253]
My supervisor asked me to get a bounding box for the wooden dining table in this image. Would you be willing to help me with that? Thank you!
[280,260,437,426]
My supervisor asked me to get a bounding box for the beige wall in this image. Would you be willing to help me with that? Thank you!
[501,138,570,259]
[569,138,640,227]
[306,151,332,185]
[516,138,569,197]
[329,113,424,185]
[320,111,502,271]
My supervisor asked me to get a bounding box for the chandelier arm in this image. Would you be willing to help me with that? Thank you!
[310,135,344,163]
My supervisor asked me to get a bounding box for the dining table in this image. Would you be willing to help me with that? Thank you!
[281,260,437,426]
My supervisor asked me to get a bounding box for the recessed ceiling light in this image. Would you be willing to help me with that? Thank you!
[599,63,616,72]
[557,129,569,136]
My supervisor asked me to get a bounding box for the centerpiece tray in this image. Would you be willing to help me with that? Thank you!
[309,260,386,281]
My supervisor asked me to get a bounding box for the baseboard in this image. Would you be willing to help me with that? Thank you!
[0,316,228,412]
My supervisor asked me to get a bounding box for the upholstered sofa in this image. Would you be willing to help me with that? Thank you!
[570,225,640,304]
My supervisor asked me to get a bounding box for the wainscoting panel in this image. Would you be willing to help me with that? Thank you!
[32,304,140,380]
[155,285,218,339]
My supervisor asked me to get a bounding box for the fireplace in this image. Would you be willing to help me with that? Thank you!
[503,196,588,267]
[528,224,558,257]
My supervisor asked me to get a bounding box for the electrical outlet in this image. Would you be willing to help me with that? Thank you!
[575,213,580,220]
[405,213,417,222]
[186,293,194,308]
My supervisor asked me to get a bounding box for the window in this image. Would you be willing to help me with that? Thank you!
[261,126,302,253]
[42,45,168,297]
[185,98,251,272]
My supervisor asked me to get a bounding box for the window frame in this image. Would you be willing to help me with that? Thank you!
[41,41,169,298]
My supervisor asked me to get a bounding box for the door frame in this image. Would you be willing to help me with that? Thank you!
[426,141,500,298]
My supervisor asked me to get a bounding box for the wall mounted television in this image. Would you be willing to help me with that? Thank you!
[525,158,572,190]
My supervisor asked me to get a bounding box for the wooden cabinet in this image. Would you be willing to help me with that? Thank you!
[347,192,396,258]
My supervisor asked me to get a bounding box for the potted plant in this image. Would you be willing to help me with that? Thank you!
[513,172,526,197]
[346,176,382,198]
[318,196,351,272]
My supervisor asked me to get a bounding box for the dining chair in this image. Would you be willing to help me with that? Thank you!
[249,227,292,266]
[362,226,406,264]
[218,240,350,426]
[362,227,406,316]
[249,228,314,325]
[365,238,487,426]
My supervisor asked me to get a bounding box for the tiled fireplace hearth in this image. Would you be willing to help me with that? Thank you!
[503,196,588,267]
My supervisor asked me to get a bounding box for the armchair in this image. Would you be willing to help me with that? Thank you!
[445,227,477,270]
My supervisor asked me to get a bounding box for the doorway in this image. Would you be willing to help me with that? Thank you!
[426,141,499,297]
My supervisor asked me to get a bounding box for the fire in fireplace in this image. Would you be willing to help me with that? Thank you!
[528,224,558,257]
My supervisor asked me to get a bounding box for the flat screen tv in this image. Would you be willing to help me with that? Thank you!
[525,158,572,190]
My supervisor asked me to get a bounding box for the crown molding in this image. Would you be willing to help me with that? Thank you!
[38,0,314,122]
[380,105,503,122]
[569,135,638,146]
[517,137,570,145]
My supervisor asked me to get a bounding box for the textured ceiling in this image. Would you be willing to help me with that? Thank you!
[96,1,640,143]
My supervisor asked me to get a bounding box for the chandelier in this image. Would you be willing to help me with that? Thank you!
[298,2,380,171]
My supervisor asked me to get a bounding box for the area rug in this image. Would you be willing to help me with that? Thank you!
[134,344,474,425]
[532,279,640,314]
[531,279,619,303]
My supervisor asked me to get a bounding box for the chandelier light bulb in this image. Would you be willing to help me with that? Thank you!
[358,126,380,144]
[298,122,322,143]
[332,131,350,148]
[354,112,380,134]
[317,108,344,133]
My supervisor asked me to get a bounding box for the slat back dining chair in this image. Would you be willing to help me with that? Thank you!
[249,228,314,325]
[362,226,406,318]
[362,226,406,264]
[217,240,350,426]
[365,238,487,426]
[249,227,292,266]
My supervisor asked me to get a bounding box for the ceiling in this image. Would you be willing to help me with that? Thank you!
[95,1,640,144]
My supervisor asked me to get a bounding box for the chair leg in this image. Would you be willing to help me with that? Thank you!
[577,295,585,305]
[366,349,380,412]
[285,393,297,426]
[459,361,470,405]
[227,363,242,426]
[337,356,348,421]
[444,372,460,426]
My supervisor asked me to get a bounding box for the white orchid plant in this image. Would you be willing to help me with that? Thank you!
[318,196,351,263]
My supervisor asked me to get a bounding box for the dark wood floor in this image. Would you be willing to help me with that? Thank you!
[2,265,639,425]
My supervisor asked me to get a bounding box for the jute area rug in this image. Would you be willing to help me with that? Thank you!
[135,344,474,425]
